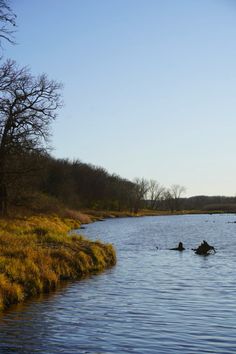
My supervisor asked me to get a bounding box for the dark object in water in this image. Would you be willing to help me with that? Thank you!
[193,240,216,255]
[170,242,185,251]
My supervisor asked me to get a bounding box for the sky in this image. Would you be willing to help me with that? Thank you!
[6,0,236,196]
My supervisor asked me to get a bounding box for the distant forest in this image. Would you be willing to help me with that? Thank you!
[5,151,236,215]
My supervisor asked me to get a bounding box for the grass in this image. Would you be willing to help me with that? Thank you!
[80,209,158,220]
[0,215,116,311]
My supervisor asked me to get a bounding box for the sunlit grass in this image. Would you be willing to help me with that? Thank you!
[0,216,116,311]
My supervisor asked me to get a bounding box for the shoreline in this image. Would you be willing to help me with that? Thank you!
[0,215,116,312]
[0,208,233,311]
[76,208,231,225]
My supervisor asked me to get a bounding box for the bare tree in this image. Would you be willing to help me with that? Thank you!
[169,184,186,211]
[132,177,150,212]
[162,189,173,212]
[0,60,62,215]
[148,179,165,209]
[0,0,16,46]
[170,184,186,199]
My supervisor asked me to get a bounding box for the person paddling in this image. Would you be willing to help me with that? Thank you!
[170,242,185,251]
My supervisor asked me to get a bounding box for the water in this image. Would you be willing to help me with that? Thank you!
[0,214,236,353]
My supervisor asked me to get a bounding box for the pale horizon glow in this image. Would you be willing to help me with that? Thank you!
[7,0,236,197]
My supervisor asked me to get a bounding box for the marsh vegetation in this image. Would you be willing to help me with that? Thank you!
[0,216,116,311]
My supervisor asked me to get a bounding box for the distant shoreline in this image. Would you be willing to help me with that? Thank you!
[76,208,234,225]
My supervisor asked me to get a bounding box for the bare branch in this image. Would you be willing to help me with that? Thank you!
[0,59,62,163]
[0,0,16,49]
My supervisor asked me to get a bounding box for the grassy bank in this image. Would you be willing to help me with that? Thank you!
[79,208,225,222]
[0,216,116,311]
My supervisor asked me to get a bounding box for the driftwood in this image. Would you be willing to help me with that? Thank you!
[157,240,216,254]
[193,240,216,255]
[169,242,185,251]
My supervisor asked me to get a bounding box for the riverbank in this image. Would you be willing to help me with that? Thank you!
[76,208,226,225]
[0,215,116,311]
[0,208,226,311]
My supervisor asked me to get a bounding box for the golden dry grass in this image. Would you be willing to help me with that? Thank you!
[63,209,93,224]
[0,216,116,311]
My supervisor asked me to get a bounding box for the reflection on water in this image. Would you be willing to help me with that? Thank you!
[1,214,236,353]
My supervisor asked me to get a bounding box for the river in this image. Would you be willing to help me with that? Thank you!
[0,214,236,353]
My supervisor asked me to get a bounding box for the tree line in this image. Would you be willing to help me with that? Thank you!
[10,154,236,214]
[6,152,188,214]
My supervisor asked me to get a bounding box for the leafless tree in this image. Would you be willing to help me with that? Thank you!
[0,0,16,47]
[132,177,150,212]
[148,179,165,209]
[169,184,186,211]
[162,189,173,212]
[0,60,62,215]
[170,184,186,199]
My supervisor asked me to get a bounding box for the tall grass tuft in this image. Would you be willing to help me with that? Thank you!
[0,216,116,311]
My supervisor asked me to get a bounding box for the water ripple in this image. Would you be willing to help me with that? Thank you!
[0,214,236,353]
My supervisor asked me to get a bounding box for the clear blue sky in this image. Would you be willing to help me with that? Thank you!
[7,0,236,196]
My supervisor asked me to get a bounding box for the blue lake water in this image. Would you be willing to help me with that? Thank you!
[0,214,236,353]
